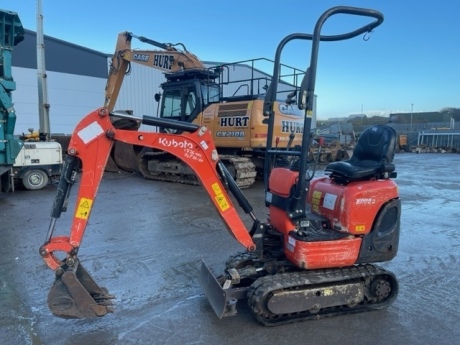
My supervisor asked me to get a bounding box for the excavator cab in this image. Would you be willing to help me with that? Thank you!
[158,69,220,125]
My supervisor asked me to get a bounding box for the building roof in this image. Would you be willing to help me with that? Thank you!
[12,29,108,78]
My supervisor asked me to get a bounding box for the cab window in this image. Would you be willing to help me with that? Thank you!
[162,89,182,117]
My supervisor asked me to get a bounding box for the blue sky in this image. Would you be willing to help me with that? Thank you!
[2,0,459,119]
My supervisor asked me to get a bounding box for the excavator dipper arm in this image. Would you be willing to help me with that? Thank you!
[105,31,204,112]
[39,107,255,318]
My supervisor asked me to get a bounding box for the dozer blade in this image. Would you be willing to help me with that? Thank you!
[199,260,245,319]
[47,260,115,319]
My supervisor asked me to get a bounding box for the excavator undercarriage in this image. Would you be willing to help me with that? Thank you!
[201,256,398,326]
[138,151,257,188]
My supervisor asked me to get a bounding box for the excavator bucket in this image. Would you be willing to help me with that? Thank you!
[199,260,244,319]
[47,260,115,319]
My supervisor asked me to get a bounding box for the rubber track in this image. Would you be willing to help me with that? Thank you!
[247,264,398,326]
[220,155,257,189]
[139,152,256,189]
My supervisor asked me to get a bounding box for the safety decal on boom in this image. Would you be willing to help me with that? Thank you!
[211,182,230,212]
[75,197,93,220]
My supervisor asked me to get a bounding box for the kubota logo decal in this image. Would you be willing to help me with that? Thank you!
[158,137,193,149]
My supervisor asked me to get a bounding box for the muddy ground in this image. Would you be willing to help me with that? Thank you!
[1,153,459,345]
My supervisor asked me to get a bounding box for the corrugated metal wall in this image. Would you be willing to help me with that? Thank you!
[110,60,166,132]
[12,66,106,135]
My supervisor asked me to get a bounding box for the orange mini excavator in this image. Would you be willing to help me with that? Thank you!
[40,6,400,326]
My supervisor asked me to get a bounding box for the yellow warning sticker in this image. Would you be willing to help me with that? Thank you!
[355,225,366,232]
[211,182,222,196]
[215,194,230,212]
[75,197,93,220]
[312,190,322,207]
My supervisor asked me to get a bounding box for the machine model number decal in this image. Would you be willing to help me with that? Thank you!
[133,53,149,62]
[216,131,244,137]
[323,193,337,210]
[211,182,230,212]
[219,116,249,127]
[184,149,203,163]
[356,198,376,205]
[75,197,93,220]
[158,137,203,162]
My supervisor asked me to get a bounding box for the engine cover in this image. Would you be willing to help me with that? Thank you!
[308,177,399,235]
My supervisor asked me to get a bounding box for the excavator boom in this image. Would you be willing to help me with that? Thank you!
[40,108,255,318]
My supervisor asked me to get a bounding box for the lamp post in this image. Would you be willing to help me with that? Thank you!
[37,0,50,140]
[410,103,413,131]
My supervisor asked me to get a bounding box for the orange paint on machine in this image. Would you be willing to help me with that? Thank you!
[308,177,399,235]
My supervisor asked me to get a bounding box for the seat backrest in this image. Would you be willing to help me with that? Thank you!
[352,125,396,164]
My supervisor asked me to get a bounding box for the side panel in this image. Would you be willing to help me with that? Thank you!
[203,100,305,150]
[250,101,305,149]
[356,198,401,263]
[14,142,62,167]
[210,101,252,147]
[308,177,399,235]
[285,235,362,269]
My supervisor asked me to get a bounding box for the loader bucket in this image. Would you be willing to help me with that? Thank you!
[199,260,246,319]
[47,260,114,319]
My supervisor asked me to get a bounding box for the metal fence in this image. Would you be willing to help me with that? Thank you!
[353,122,460,150]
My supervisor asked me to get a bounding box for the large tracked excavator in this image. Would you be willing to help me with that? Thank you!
[105,30,307,188]
[40,6,400,326]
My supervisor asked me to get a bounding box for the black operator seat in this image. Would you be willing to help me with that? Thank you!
[325,125,397,183]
